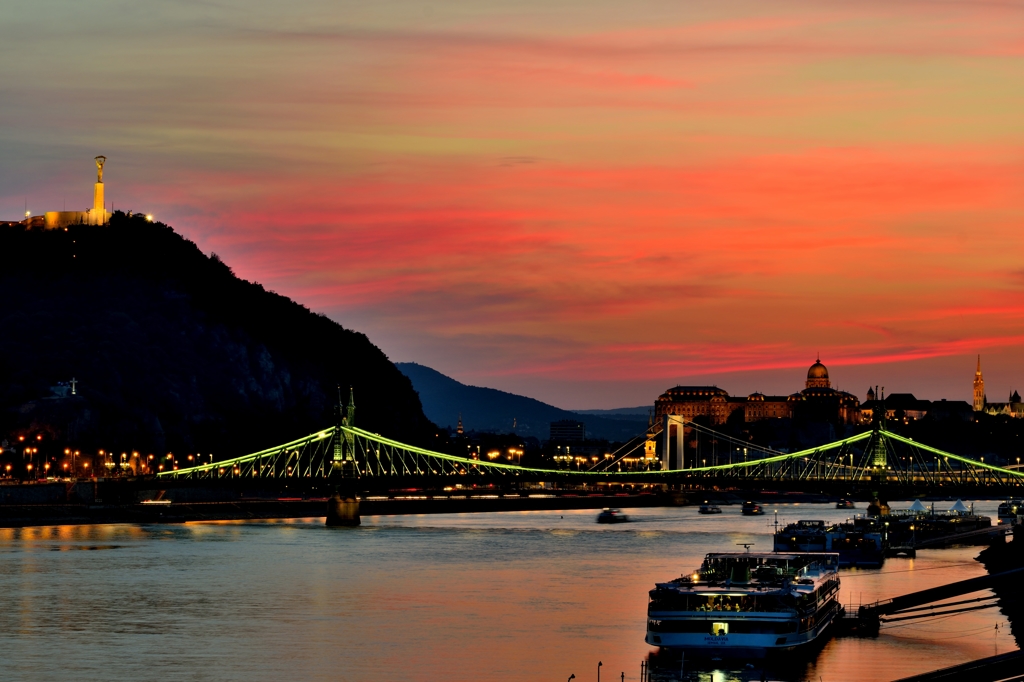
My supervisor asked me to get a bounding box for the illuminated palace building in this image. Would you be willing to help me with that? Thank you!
[652,359,860,469]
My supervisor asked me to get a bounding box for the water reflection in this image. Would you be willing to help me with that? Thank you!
[0,502,1016,681]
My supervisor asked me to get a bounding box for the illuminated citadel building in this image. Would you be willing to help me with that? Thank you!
[5,157,111,229]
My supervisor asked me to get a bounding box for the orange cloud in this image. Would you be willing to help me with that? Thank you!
[5,0,1024,406]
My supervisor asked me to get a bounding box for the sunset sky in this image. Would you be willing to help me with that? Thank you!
[3,0,1024,408]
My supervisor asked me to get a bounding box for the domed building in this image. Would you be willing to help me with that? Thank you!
[793,358,861,425]
[650,358,861,469]
[805,359,830,389]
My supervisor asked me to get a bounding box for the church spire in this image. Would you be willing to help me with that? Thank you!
[973,356,985,412]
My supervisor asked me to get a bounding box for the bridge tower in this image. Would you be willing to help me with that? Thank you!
[871,388,888,468]
[332,386,358,477]
[328,385,360,527]
[345,386,356,466]
[870,427,888,469]
[334,385,344,463]
[660,414,686,470]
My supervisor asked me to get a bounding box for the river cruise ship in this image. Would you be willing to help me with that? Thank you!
[646,552,841,658]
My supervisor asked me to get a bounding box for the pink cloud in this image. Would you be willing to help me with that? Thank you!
[8,0,1024,406]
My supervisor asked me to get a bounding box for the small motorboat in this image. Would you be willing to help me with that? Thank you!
[836,499,856,510]
[998,499,1024,525]
[597,508,630,524]
[698,502,722,514]
[741,500,765,516]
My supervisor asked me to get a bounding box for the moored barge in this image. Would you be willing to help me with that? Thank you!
[997,499,1024,525]
[773,519,885,568]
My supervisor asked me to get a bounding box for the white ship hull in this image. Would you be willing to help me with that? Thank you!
[646,608,840,657]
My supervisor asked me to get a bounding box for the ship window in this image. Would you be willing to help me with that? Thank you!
[647,620,713,633]
[712,622,729,636]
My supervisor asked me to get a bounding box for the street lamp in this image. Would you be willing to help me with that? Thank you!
[568,675,575,682]
[598,661,602,682]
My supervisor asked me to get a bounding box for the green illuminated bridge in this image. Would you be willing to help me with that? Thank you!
[156,422,1024,492]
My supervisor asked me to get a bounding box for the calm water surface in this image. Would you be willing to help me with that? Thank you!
[0,501,1015,681]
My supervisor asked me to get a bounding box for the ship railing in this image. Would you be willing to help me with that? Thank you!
[648,605,794,615]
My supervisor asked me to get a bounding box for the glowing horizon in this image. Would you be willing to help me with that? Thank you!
[2,0,1023,408]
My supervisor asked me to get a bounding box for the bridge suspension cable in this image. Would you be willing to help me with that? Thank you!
[586,434,649,472]
[154,422,1024,488]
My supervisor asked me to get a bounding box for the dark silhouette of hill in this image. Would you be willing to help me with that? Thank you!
[395,362,648,442]
[0,214,432,457]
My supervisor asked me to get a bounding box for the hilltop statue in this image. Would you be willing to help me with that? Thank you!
[35,156,110,228]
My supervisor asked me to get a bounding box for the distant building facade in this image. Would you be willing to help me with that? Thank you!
[799,360,861,425]
[651,359,860,469]
[860,392,931,423]
[854,353,1024,424]
[970,355,1024,418]
[653,359,858,428]
[983,391,1024,418]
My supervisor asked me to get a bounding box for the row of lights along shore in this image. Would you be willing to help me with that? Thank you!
[0,432,214,480]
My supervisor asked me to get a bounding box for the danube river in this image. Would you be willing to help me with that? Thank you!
[0,501,1014,681]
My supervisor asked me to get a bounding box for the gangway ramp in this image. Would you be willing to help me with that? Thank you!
[858,565,1024,630]
[892,649,1024,681]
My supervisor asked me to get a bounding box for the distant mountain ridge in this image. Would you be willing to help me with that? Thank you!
[396,363,648,442]
[573,406,650,418]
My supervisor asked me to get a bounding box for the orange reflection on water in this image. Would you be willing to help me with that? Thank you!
[0,502,1016,681]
